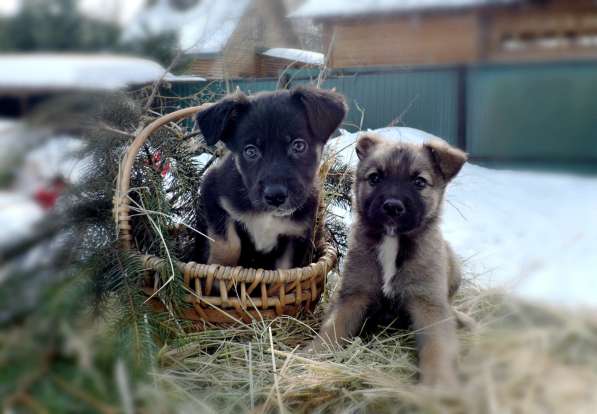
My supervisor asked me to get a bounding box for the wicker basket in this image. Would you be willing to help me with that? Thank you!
[114,104,337,327]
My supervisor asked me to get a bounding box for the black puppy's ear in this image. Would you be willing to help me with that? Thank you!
[195,92,249,146]
[355,133,383,160]
[424,138,468,182]
[291,86,347,141]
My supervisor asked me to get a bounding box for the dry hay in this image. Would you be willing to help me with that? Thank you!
[143,280,597,414]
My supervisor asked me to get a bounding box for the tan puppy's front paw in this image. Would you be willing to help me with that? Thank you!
[421,369,460,389]
[303,337,322,354]
[304,335,340,354]
[453,309,477,331]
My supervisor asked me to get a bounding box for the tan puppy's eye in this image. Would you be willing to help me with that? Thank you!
[413,176,428,190]
[368,172,382,186]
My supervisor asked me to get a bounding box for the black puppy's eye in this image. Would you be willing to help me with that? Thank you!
[413,176,428,189]
[243,145,260,160]
[291,138,307,154]
[368,172,382,186]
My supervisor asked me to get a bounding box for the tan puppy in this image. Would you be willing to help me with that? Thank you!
[311,133,467,386]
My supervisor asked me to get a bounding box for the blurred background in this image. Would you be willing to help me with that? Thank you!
[1,0,596,411]
[2,0,596,303]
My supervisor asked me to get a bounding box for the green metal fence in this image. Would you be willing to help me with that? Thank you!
[164,60,597,164]
[164,67,461,144]
[305,69,460,145]
[466,61,597,162]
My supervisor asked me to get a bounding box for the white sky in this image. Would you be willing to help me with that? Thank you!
[0,0,146,24]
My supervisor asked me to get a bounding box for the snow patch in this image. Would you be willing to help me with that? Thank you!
[0,192,44,248]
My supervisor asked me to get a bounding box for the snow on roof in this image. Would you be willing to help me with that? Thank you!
[261,48,324,65]
[290,0,520,19]
[124,0,251,55]
[165,74,207,82]
[0,54,205,91]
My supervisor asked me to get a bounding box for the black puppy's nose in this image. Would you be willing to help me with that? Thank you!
[264,185,288,207]
[383,199,405,217]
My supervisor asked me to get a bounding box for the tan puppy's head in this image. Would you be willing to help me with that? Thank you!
[354,133,467,236]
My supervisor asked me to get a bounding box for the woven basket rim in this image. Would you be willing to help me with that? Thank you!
[114,104,337,283]
[140,240,336,284]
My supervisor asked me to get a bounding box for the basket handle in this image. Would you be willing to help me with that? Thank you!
[115,104,212,249]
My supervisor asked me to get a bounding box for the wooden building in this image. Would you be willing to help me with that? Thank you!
[126,0,321,79]
[290,0,597,68]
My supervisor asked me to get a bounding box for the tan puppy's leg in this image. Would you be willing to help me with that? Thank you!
[446,246,477,331]
[406,296,459,386]
[446,244,462,299]
[207,221,241,266]
[310,294,370,351]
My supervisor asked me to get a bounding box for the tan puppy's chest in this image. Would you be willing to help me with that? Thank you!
[220,198,307,253]
[377,235,399,297]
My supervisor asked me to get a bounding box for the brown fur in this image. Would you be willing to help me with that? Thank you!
[311,133,468,387]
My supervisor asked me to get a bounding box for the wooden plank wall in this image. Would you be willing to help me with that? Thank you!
[488,7,597,62]
[323,3,597,69]
[326,12,481,68]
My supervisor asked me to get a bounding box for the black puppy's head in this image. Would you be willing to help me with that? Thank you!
[196,87,347,215]
[354,133,467,236]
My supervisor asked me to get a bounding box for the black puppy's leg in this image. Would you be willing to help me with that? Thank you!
[207,220,241,266]
[274,238,294,269]
[200,169,241,266]
[287,236,315,268]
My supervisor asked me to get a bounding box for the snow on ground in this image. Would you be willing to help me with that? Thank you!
[0,192,44,248]
[15,136,87,189]
[261,48,324,66]
[0,54,204,91]
[330,127,597,308]
[0,133,87,247]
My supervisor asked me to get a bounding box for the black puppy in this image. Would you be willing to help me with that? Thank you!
[196,87,347,270]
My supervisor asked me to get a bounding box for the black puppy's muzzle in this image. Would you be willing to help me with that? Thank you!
[263,184,288,207]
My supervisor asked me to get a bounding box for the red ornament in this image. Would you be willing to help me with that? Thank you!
[33,178,66,210]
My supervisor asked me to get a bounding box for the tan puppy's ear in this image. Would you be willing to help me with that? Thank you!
[356,133,383,160]
[424,138,468,182]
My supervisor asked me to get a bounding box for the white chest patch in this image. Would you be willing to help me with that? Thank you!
[220,198,307,253]
[377,235,399,297]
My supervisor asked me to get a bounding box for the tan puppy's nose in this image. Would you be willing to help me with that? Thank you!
[382,199,405,217]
